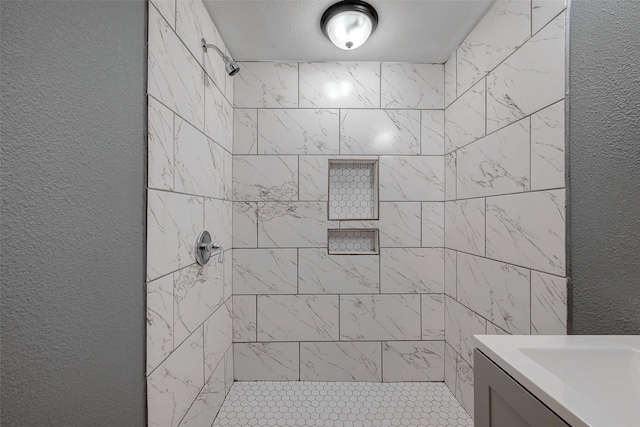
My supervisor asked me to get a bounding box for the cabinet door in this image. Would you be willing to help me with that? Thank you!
[474,350,571,427]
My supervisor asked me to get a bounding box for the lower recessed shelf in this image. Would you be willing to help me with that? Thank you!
[327,229,379,255]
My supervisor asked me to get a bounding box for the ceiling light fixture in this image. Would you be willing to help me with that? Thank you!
[320,0,378,51]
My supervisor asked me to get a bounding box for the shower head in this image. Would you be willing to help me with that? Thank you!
[225,58,240,77]
[201,38,240,76]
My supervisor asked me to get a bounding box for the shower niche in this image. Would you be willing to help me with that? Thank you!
[328,228,379,255]
[328,159,379,220]
[327,159,380,255]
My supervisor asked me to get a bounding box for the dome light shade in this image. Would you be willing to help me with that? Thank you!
[321,1,378,50]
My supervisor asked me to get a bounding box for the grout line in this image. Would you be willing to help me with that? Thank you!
[529,272,533,335]
[337,294,343,338]
[483,197,487,256]
[484,77,488,137]
[148,93,233,157]
[298,341,301,380]
[254,295,258,342]
[380,341,384,382]
[529,115,533,189]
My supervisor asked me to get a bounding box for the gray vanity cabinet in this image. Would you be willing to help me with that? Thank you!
[474,350,571,427]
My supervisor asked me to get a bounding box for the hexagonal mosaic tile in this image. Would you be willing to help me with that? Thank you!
[328,229,378,254]
[213,382,473,426]
[329,162,376,220]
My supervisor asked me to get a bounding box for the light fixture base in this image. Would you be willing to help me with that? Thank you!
[320,0,378,50]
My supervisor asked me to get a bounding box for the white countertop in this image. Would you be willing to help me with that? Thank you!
[473,335,640,427]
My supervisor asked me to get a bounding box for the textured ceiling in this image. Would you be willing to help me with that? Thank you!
[203,0,495,63]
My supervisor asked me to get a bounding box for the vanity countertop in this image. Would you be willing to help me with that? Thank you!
[473,335,640,427]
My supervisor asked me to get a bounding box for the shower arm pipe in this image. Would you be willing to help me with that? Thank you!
[201,39,226,58]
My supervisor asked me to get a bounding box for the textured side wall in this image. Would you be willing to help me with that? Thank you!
[0,1,147,426]
[568,1,640,334]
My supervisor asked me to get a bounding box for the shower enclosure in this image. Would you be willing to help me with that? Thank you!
[146,0,568,425]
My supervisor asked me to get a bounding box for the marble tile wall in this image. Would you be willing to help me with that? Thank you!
[232,60,448,384]
[442,0,568,417]
[147,1,234,425]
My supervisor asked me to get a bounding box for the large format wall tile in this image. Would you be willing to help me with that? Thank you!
[148,97,174,191]
[531,100,565,190]
[147,274,174,374]
[444,54,456,107]
[445,153,457,201]
[457,118,530,198]
[180,358,226,427]
[224,347,233,392]
[422,294,445,340]
[300,342,382,382]
[340,295,421,341]
[234,62,298,108]
[233,155,298,201]
[532,0,567,34]
[204,301,232,379]
[232,249,297,295]
[348,202,421,248]
[422,110,445,155]
[299,62,380,108]
[444,344,457,393]
[258,109,339,154]
[151,0,175,30]
[340,110,421,155]
[233,109,258,155]
[175,0,226,93]
[175,118,226,198]
[456,253,531,334]
[147,4,234,422]
[444,199,486,256]
[381,63,444,109]
[444,249,457,299]
[174,263,224,345]
[445,79,485,153]
[456,0,531,94]
[234,342,299,381]
[148,6,204,131]
[486,190,565,275]
[224,47,234,103]
[382,341,445,382]
[455,356,475,419]
[204,76,233,152]
[258,202,336,247]
[487,12,566,133]
[257,295,340,341]
[223,249,232,301]
[298,248,379,294]
[380,248,444,294]
[531,271,567,334]
[232,295,256,342]
[422,202,445,247]
[232,202,258,248]
[147,191,203,281]
[445,297,486,367]
[299,156,330,201]
[379,156,444,201]
[204,198,232,251]
[147,328,204,427]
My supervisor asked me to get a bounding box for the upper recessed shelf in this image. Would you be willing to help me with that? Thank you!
[328,159,379,220]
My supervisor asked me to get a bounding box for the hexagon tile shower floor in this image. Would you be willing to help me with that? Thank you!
[213,382,473,426]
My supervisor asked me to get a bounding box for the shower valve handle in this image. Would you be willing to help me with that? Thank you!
[195,230,224,265]
[200,242,222,252]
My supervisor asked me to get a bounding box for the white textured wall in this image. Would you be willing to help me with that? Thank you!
[146,0,235,425]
